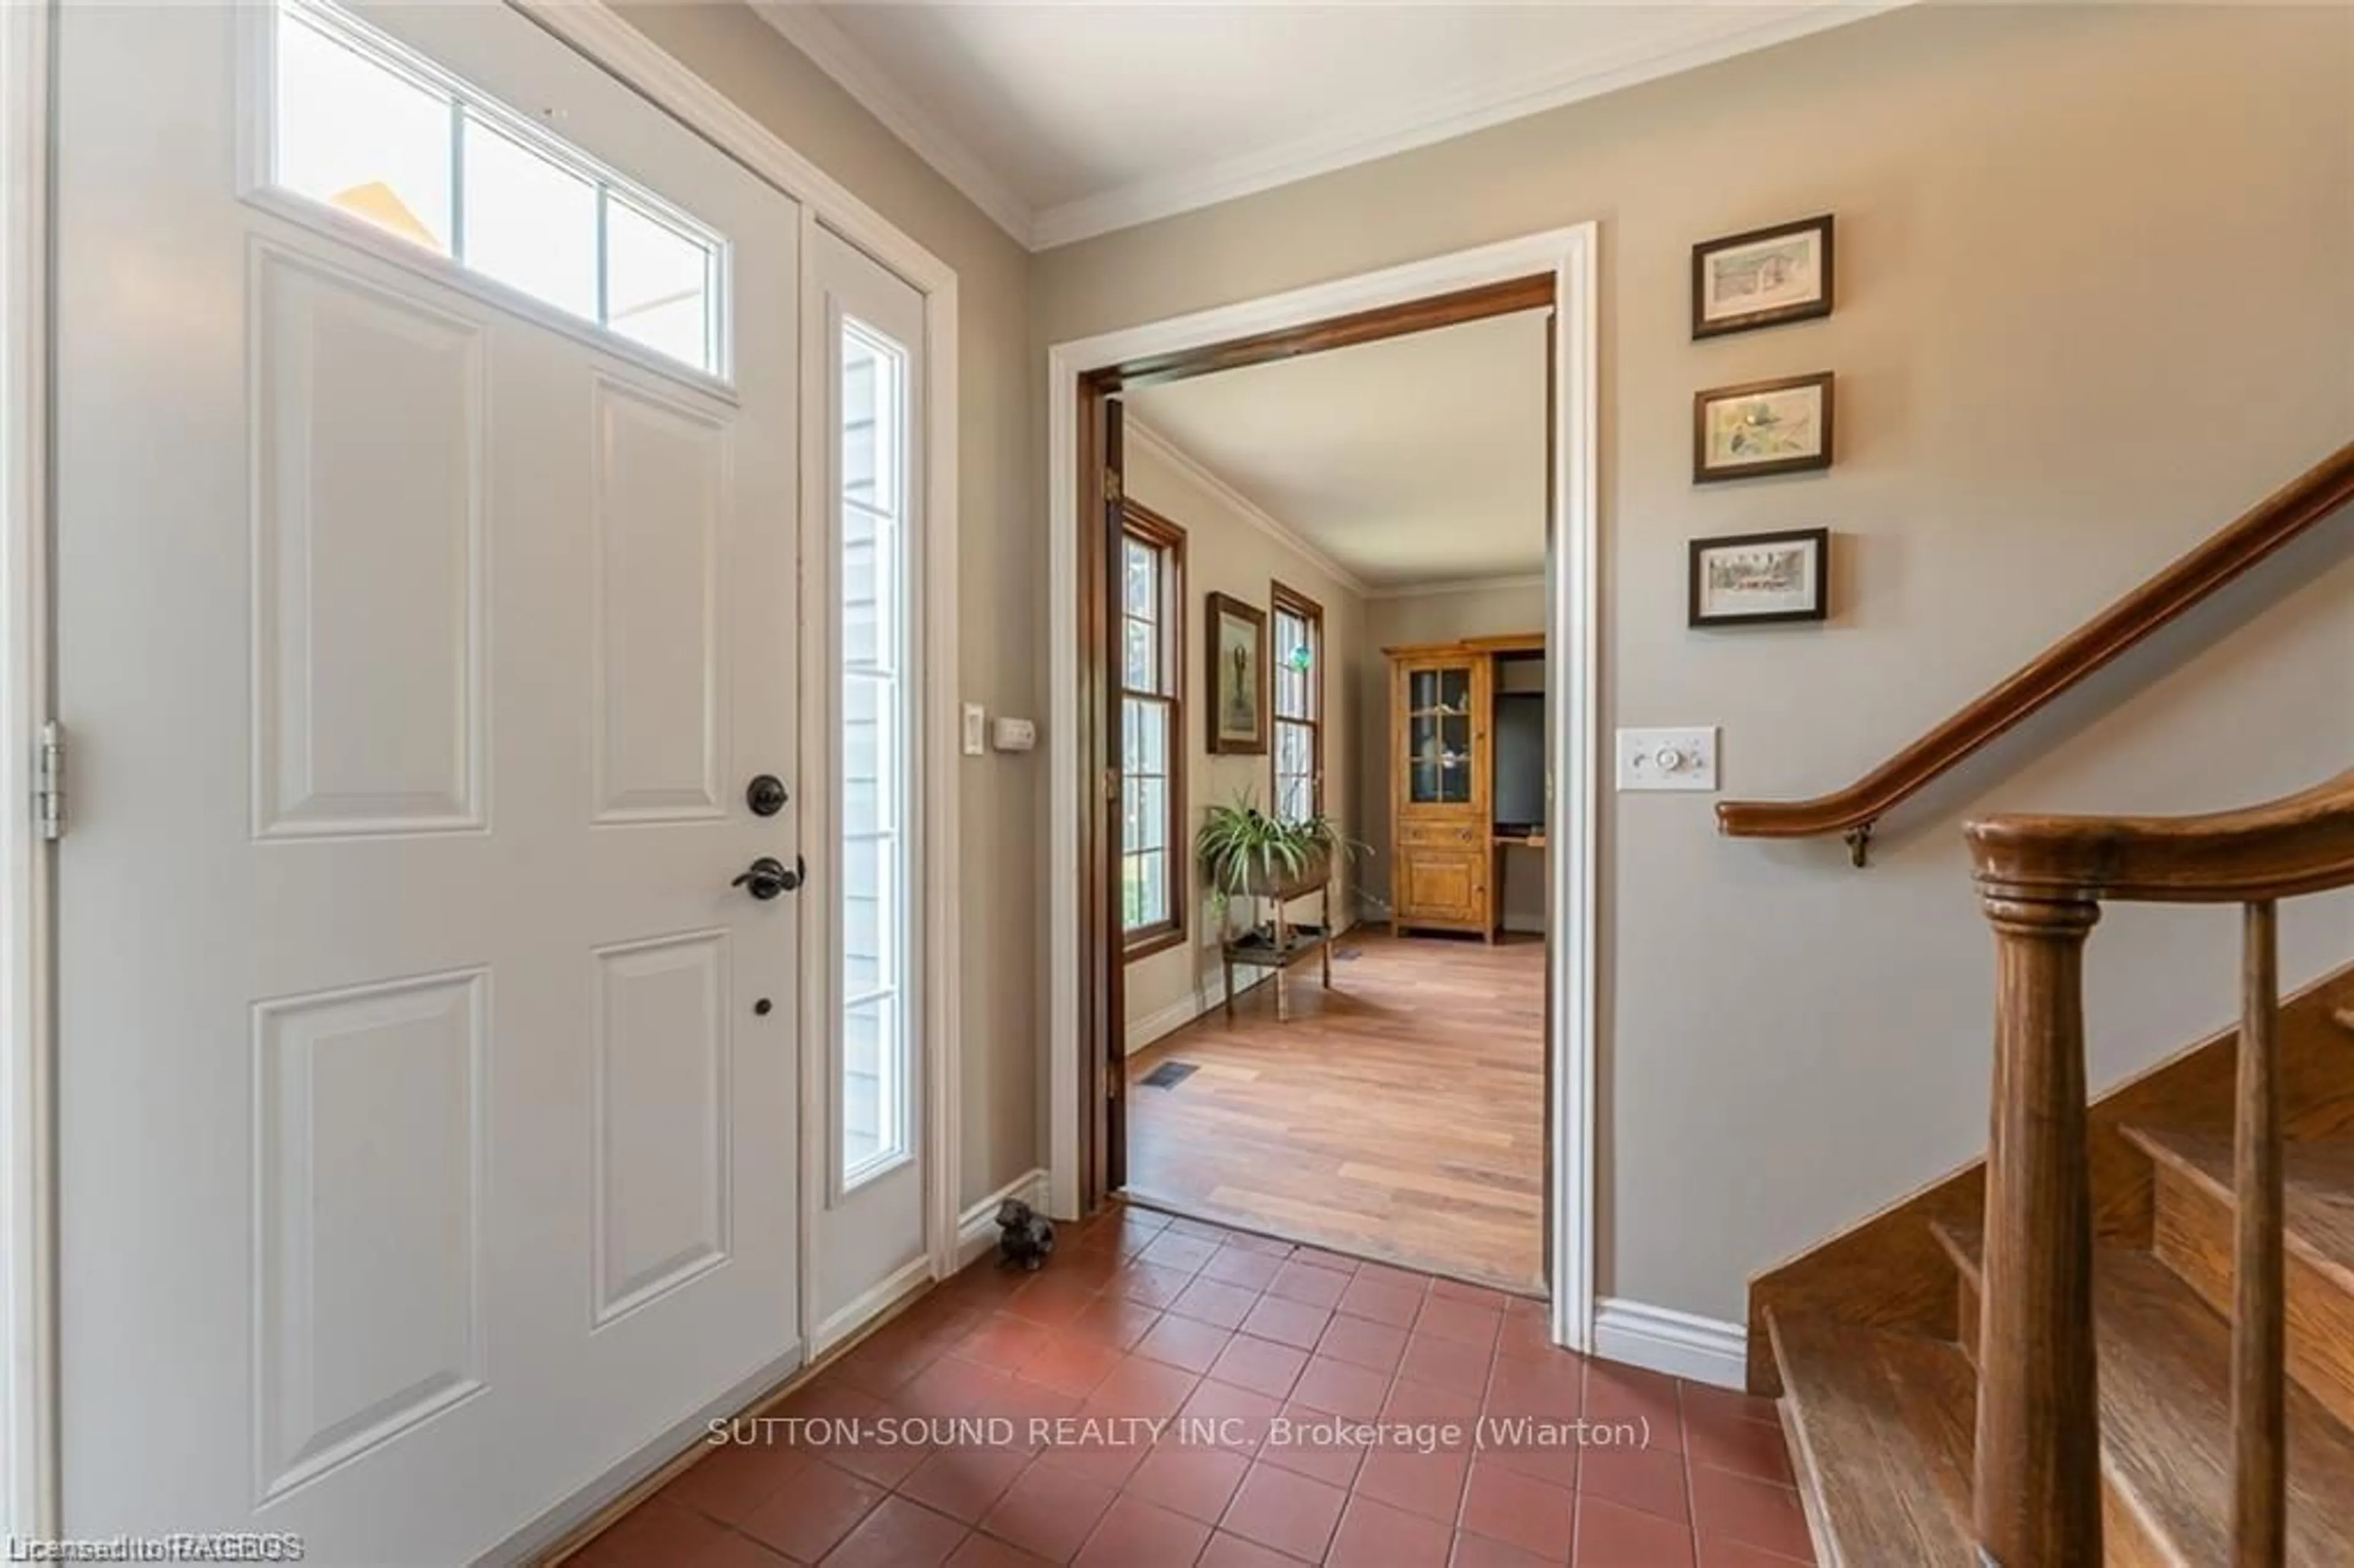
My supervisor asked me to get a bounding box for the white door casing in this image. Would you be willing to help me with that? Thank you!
[804,228,932,1350]
[1043,227,1602,1352]
[55,2,802,1555]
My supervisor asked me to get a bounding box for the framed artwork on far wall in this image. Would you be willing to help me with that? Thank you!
[1694,371,1834,483]
[1206,592,1268,754]
[1692,214,1834,338]
[1689,527,1830,628]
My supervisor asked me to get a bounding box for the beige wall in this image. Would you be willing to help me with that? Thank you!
[1358,585,1550,931]
[1035,3,2354,1319]
[623,0,2354,1322]
[1123,436,1366,1045]
[615,1,1043,1211]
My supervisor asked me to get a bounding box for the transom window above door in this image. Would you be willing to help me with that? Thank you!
[260,0,728,379]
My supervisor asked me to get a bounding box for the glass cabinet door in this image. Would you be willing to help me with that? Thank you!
[1406,663,1476,805]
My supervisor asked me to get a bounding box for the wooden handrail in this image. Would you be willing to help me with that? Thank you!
[1718,440,2354,861]
[1964,780,2337,1565]
[1967,767,2354,904]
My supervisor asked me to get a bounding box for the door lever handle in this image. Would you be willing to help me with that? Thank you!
[731,855,804,900]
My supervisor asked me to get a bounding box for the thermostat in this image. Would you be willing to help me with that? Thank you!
[991,717,1037,753]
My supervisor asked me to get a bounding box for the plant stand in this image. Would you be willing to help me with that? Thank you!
[1221,876,1334,1023]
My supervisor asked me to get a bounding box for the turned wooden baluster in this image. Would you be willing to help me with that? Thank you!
[2234,900,2287,1564]
[1975,891,2105,1567]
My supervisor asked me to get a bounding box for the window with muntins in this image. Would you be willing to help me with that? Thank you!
[266,0,726,378]
[1120,506,1186,957]
[1271,583,1323,825]
[839,319,913,1189]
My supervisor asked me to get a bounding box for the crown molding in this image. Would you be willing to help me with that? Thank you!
[750,1,1035,248]
[1030,2,1899,249]
[750,2,1897,254]
[1364,573,1548,602]
[1122,418,1371,598]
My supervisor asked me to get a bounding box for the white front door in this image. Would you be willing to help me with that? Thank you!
[55,2,802,1557]
[806,231,932,1350]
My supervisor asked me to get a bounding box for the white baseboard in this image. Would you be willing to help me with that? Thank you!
[810,1255,932,1360]
[1591,1298,1748,1391]
[1124,918,1359,1055]
[824,1168,1057,1354]
[956,1166,1050,1265]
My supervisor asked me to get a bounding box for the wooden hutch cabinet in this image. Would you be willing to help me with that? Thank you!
[1385,634,1544,938]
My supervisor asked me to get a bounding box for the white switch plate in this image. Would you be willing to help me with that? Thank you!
[1616,726,1719,792]
[961,702,986,757]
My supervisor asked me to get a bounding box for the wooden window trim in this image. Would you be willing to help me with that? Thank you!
[1270,579,1324,823]
[1122,501,1187,959]
[1124,913,1186,963]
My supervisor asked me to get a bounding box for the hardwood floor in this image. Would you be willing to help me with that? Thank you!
[1123,929,1545,1293]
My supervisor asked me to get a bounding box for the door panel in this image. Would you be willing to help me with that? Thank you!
[1400,849,1482,925]
[55,2,801,1555]
[251,248,486,837]
[590,381,733,824]
[253,967,488,1503]
[592,931,732,1325]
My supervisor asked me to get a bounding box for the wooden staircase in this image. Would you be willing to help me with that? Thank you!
[1712,447,2354,1562]
[1756,783,2354,1566]
[1770,1109,2354,1562]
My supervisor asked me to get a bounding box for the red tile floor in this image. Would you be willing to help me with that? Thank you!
[572,1207,1815,1567]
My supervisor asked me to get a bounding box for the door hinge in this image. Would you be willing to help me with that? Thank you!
[36,720,63,841]
[1102,767,1120,803]
[1103,467,1122,503]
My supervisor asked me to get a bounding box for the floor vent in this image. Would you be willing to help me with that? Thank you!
[1336,948,1363,962]
[1141,1061,1197,1090]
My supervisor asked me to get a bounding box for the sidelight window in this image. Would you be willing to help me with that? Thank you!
[838,319,913,1189]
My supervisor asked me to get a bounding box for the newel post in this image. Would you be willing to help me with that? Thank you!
[1975,889,2105,1567]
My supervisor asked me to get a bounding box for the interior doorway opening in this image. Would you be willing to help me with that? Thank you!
[1112,311,1553,1293]
[1049,229,1600,1344]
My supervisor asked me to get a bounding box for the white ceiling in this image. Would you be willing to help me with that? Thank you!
[1124,309,1549,591]
[754,2,1892,248]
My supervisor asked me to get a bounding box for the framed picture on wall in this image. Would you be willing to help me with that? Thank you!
[1206,592,1268,755]
[1694,372,1834,482]
[1691,215,1834,338]
[1688,527,1830,627]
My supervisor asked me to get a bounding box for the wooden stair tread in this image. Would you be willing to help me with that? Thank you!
[2124,1124,2354,1290]
[1766,1309,1979,1567]
[1941,1226,2354,1564]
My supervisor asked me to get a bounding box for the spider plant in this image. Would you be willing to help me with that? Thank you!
[1195,791,1354,900]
